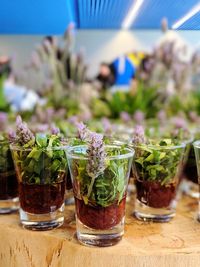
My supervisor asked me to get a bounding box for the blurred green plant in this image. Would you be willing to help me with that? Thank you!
[102,82,159,118]
[0,75,10,112]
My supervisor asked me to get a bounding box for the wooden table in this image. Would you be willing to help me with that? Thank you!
[0,195,200,267]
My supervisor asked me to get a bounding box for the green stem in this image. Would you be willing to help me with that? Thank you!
[87,175,96,199]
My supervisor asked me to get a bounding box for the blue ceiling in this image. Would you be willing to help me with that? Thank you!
[0,0,72,34]
[0,0,200,34]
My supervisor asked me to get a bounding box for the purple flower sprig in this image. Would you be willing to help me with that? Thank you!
[172,117,187,130]
[157,110,167,123]
[7,129,16,143]
[120,111,131,123]
[133,125,146,145]
[75,121,106,180]
[86,132,106,198]
[86,132,106,177]
[133,110,145,124]
[133,125,146,158]
[101,117,112,135]
[16,116,35,146]
[51,124,60,135]
[76,122,91,141]
[0,112,8,131]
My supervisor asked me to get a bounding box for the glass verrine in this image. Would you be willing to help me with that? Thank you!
[133,141,186,222]
[10,144,67,230]
[193,140,200,221]
[182,130,199,198]
[64,136,85,205]
[67,144,134,247]
[0,140,18,213]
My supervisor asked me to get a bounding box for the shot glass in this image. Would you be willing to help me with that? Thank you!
[133,141,186,222]
[0,140,18,213]
[11,144,67,230]
[193,140,200,221]
[67,144,134,247]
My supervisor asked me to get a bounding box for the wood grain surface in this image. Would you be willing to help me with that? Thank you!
[0,195,200,267]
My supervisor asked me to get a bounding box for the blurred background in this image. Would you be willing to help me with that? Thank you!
[1,0,200,132]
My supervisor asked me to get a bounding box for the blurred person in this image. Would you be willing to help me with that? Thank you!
[111,55,135,86]
[96,62,116,88]
[137,54,155,81]
[96,52,145,89]
[0,55,44,112]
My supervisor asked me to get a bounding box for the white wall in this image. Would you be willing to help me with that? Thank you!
[0,35,43,73]
[0,30,199,78]
[75,30,161,78]
[75,30,200,78]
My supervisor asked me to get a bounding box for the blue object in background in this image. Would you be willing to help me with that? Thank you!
[112,56,135,86]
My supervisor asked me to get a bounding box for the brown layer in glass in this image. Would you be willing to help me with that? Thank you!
[19,180,65,214]
[0,172,18,200]
[75,196,126,230]
[183,148,198,184]
[183,164,198,184]
[66,171,73,190]
[136,180,176,208]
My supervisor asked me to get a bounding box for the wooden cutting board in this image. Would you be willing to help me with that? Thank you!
[0,195,200,267]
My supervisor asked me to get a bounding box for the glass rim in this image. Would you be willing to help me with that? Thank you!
[66,144,134,160]
[131,142,186,150]
[10,143,68,151]
[183,136,194,145]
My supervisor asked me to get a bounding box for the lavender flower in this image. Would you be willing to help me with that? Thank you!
[157,110,166,122]
[43,39,52,55]
[30,51,41,69]
[51,124,60,135]
[101,117,112,135]
[86,132,106,198]
[35,124,49,133]
[7,129,16,142]
[80,111,92,122]
[76,122,90,141]
[0,112,7,123]
[172,117,187,129]
[133,125,145,145]
[133,110,145,124]
[120,111,131,123]
[0,112,7,131]
[68,115,79,125]
[16,116,34,146]
[46,108,55,121]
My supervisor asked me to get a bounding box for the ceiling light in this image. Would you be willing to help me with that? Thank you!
[172,3,200,30]
[122,0,144,29]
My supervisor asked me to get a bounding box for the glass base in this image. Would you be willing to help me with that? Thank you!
[0,197,19,214]
[76,217,124,247]
[134,199,176,222]
[20,204,64,231]
[183,180,199,198]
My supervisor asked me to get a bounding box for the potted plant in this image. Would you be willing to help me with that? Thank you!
[67,124,134,246]
[10,116,67,230]
[0,133,18,213]
[132,125,186,222]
